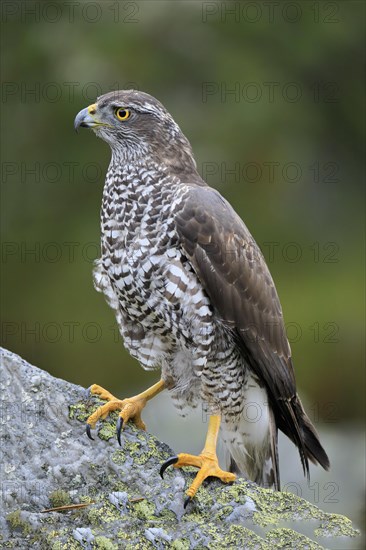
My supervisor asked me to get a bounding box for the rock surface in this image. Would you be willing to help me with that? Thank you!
[0,347,361,549]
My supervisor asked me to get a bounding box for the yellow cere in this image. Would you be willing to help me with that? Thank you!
[87,104,97,114]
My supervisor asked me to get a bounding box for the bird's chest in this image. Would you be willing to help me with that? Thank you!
[99,176,179,319]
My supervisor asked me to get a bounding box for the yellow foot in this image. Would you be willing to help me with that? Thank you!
[160,452,236,508]
[86,384,147,444]
[85,380,165,444]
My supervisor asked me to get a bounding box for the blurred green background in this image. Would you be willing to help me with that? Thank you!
[1,0,365,534]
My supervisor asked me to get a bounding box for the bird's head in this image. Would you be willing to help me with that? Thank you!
[74,90,198,177]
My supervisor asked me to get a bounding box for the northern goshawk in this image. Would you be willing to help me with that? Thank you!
[74,90,329,506]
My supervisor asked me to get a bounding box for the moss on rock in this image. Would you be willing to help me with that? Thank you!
[49,490,72,508]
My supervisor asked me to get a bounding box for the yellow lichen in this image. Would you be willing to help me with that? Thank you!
[49,489,71,508]
[6,510,32,535]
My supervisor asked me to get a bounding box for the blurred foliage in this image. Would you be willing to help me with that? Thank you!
[1,1,365,423]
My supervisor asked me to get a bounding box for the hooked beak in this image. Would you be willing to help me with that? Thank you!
[74,104,100,132]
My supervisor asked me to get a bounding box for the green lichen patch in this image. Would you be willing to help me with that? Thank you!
[49,489,72,508]
[208,523,266,549]
[68,400,91,423]
[46,529,77,550]
[266,527,324,549]
[170,538,191,550]
[214,504,234,521]
[132,499,156,520]
[91,497,124,525]
[249,484,322,527]
[150,503,177,523]
[181,508,206,527]
[125,543,155,550]
[79,495,95,505]
[6,510,33,535]
[314,513,360,538]
[98,414,120,441]
[86,506,104,527]
[49,535,82,550]
[209,478,255,507]
[94,535,119,549]
[123,431,170,467]
[246,482,360,541]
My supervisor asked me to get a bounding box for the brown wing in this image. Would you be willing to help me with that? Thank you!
[175,184,324,476]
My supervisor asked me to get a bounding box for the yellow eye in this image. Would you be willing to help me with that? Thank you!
[115,108,130,121]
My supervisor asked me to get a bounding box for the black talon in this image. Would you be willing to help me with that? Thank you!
[116,417,124,446]
[184,496,192,509]
[86,424,94,441]
[160,456,178,479]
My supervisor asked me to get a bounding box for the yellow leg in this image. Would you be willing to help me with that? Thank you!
[160,415,236,507]
[86,380,165,443]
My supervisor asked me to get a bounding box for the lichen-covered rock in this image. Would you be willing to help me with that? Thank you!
[0,348,361,549]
